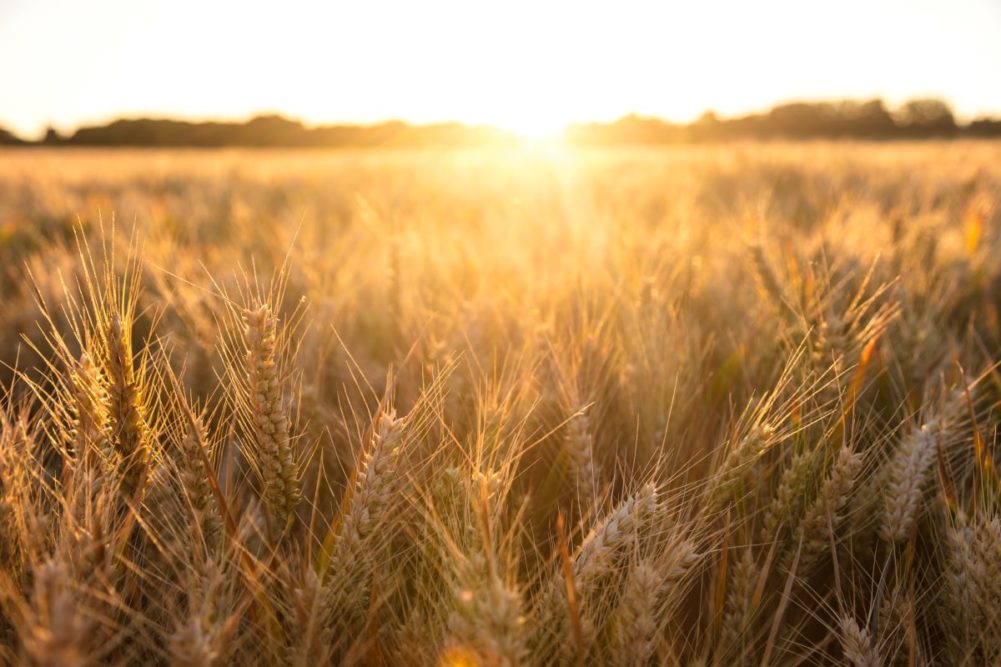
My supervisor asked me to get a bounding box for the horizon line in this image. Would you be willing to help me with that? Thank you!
[7,94,1001,142]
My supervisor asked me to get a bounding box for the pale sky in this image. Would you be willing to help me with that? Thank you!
[2,0,1000,138]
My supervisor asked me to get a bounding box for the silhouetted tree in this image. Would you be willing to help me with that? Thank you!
[896,98,956,136]
[968,117,1001,137]
[42,127,63,144]
[0,127,25,145]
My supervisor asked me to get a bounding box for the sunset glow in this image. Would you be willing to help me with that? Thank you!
[2,0,1000,138]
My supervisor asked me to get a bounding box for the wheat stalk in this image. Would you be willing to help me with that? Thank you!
[448,554,525,667]
[286,561,331,667]
[320,409,407,646]
[243,304,300,535]
[19,559,89,667]
[66,352,112,478]
[720,548,758,654]
[176,414,224,553]
[565,411,600,503]
[760,450,814,542]
[880,422,937,544]
[611,560,660,666]
[838,615,879,667]
[105,314,150,502]
[535,483,660,662]
[796,447,862,570]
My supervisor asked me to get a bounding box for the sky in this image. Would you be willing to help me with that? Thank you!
[2,0,1000,139]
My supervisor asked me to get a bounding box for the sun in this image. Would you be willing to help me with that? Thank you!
[494,110,570,142]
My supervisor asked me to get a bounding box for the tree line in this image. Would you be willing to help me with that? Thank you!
[2,98,1000,147]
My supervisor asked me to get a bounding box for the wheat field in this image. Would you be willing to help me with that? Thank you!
[0,142,1000,665]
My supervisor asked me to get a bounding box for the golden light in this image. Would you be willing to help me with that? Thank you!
[2,0,998,141]
[495,112,569,142]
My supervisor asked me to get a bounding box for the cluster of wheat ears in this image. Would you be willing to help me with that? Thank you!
[0,145,1000,665]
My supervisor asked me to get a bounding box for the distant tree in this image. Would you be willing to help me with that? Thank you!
[43,127,63,144]
[0,126,26,145]
[697,111,719,125]
[767,103,843,137]
[834,99,897,136]
[967,117,1001,137]
[895,99,956,136]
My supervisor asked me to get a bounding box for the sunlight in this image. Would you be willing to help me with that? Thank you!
[496,112,569,141]
[2,0,1000,139]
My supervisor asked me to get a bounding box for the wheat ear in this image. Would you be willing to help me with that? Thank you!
[105,314,149,501]
[838,615,879,667]
[880,422,936,543]
[243,304,300,534]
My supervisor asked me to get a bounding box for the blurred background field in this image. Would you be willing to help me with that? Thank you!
[3,142,999,404]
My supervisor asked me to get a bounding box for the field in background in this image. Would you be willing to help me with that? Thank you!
[1,143,1000,665]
